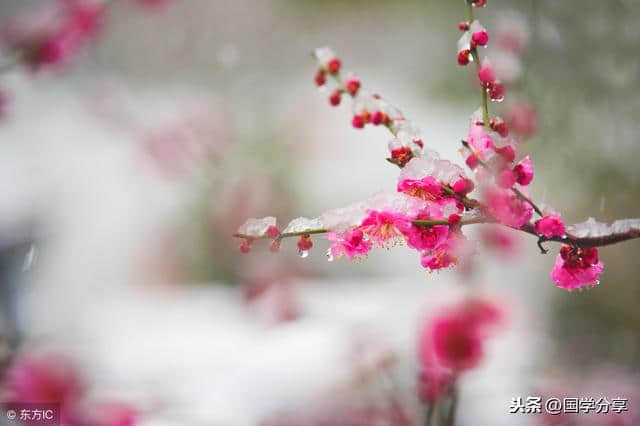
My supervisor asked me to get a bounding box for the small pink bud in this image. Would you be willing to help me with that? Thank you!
[329,90,342,106]
[472,0,487,7]
[297,234,313,252]
[390,146,413,167]
[266,225,280,238]
[478,64,496,86]
[513,156,534,186]
[472,30,489,46]
[413,139,424,148]
[327,58,341,74]
[239,239,251,254]
[448,214,461,226]
[452,178,475,195]
[458,21,470,31]
[488,82,506,101]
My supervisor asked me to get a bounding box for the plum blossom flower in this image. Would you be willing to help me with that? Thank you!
[2,1,105,70]
[3,352,86,425]
[466,121,494,158]
[397,176,443,201]
[419,233,472,271]
[505,102,538,139]
[326,228,372,261]
[359,210,411,247]
[418,298,502,400]
[551,246,604,290]
[534,214,565,238]
[486,188,533,228]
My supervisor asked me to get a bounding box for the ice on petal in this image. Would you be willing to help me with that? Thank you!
[363,192,427,216]
[320,202,368,232]
[352,90,378,115]
[399,155,466,185]
[314,47,336,66]
[567,217,640,238]
[283,217,324,233]
[457,31,471,53]
[237,216,277,237]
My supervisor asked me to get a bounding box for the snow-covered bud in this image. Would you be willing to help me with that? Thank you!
[470,21,489,47]
[457,49,471,66]
[390,146,414,167]
[477,58,496,86]
[266,225,280,238]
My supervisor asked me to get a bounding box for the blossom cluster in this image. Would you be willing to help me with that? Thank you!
[2,351,137,426]
[236,2,608,292]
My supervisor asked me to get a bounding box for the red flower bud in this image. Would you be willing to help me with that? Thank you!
[457,49,471,66]
[327,58,341,74]
[458,21,470,31]
[346,78,361,95]
[352,114,366,129]
[329,90,342,106]
[314,70,326,86]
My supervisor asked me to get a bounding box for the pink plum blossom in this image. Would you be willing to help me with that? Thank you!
[326,228,372,260]
[534,214,565,238]
[359,210,411,247]
[396,176,443,201]
[486,188,533,228]
[551,246,604,290]
[418,298,503,400]
[467,122,494,158]
[3,352,85,425]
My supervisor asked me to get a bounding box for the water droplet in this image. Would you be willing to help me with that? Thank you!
[595,280,600,286]
[490,97,504,103]
[299,250,309,259]
[561,234,568,239]
[326,249,334,262]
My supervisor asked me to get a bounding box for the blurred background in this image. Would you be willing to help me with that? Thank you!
[0,0,638,425]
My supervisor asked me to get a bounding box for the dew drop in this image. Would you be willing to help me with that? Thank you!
[326,249,334,262]
[490,97,504,103]
[299,250,309,259]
